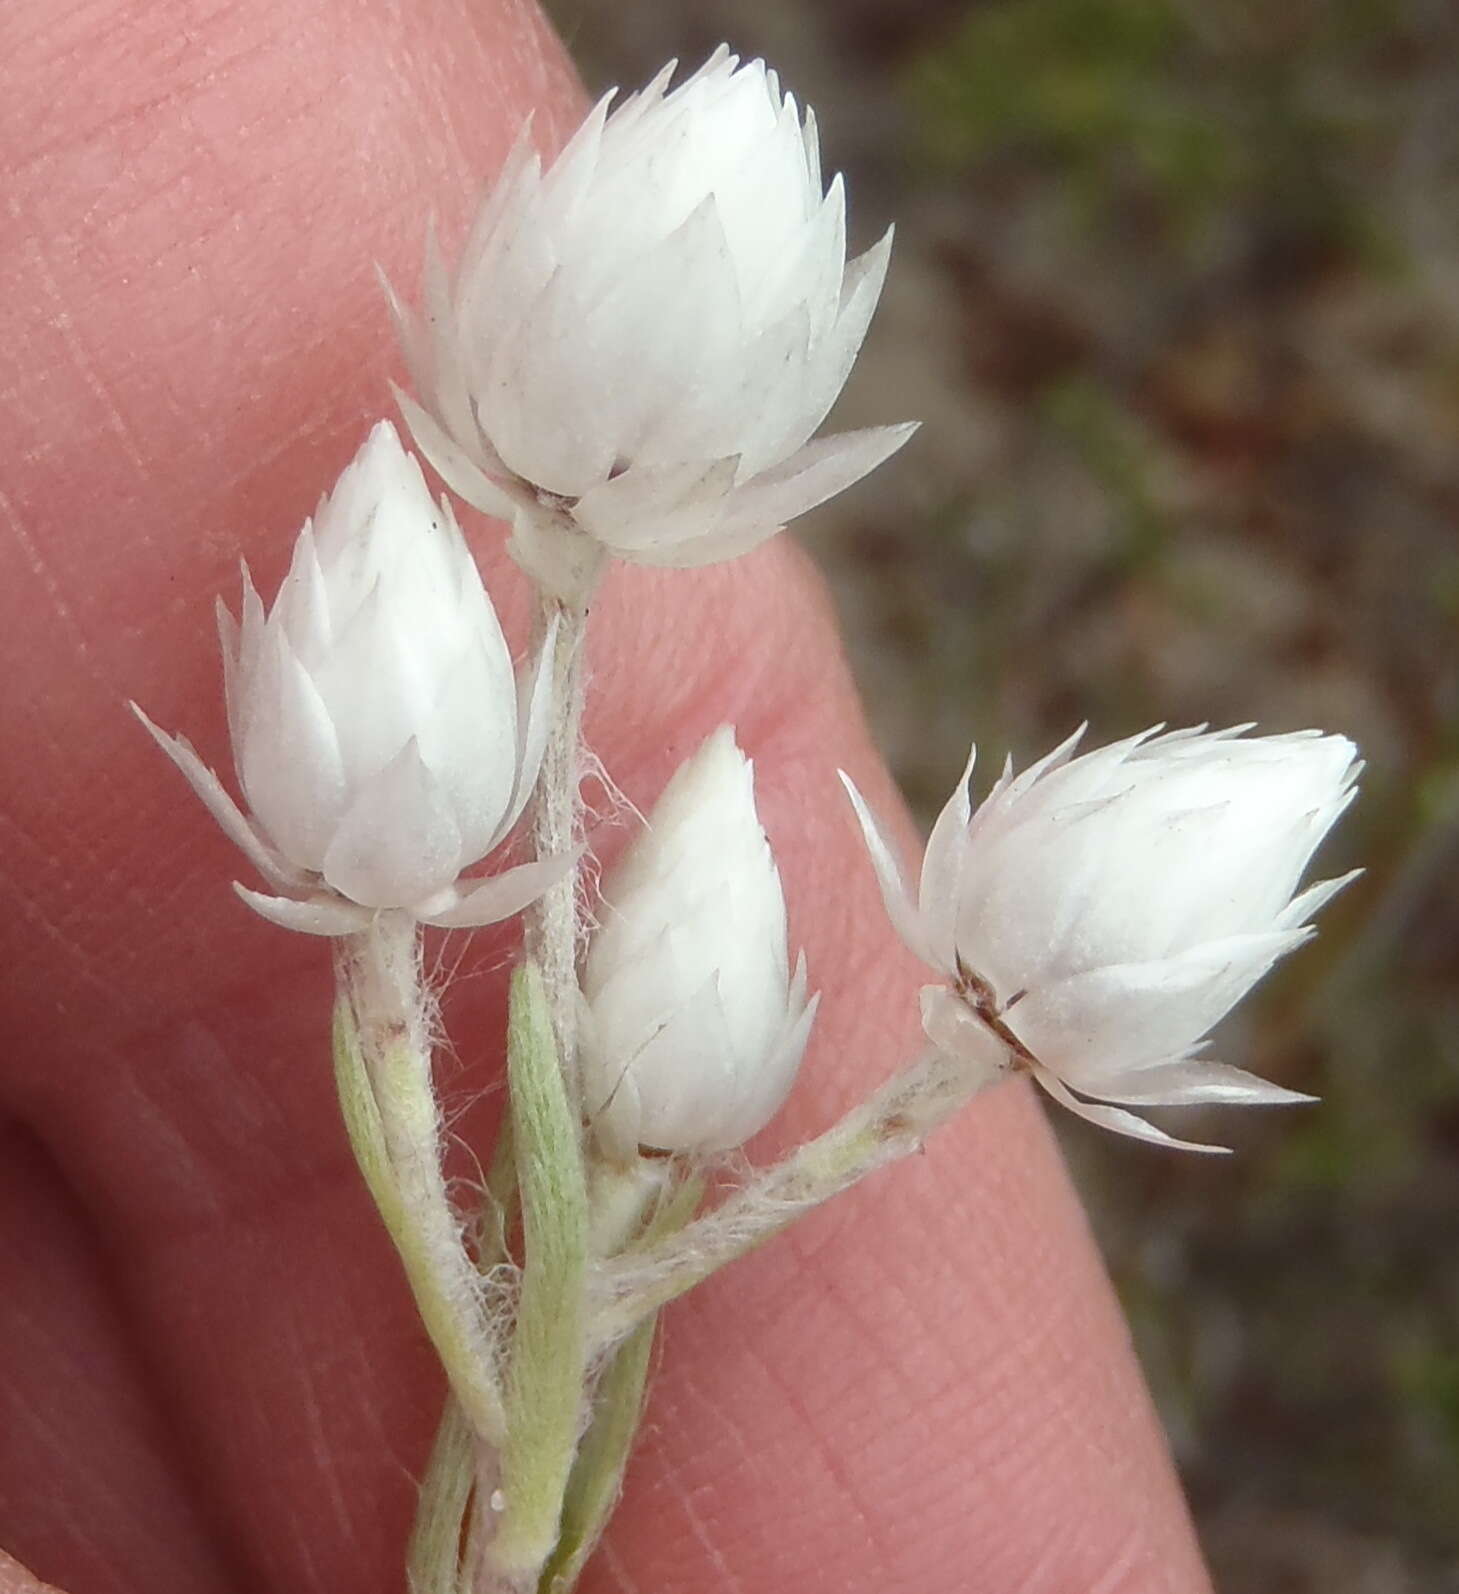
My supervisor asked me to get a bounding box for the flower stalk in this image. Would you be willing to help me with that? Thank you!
[332,915,507,1447]
[590,1034,1010,1351]
[406,1089,530,1594]
[524,545,603,1106]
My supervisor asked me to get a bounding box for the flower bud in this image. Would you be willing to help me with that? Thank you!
[135,421,566,934]
[843,726,1361,1151]
[388,48,915,590]
[581,728,818,1158]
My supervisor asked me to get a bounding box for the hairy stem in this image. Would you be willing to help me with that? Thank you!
[334,914,506,1447]
[409,1110,524,1594]
[524,555,601,1107]
[538,1162,703,1594]
[406,1395,475,1594]
[590,1040,1011,1347]
[537,1315,657,1594]
[485,962,590,1587]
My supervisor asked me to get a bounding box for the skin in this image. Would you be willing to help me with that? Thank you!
[0,2,1216,1590]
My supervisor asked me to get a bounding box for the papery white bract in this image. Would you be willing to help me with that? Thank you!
[135,420,566,934]
[388,47,915,591]
[842,726,1362,1152]
[581,727,818,1159]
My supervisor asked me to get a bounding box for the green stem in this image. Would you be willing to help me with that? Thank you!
[405,1395,475,1594]
[590,1041,1009,1348]
[407,1107,524,1594]
[523,552,602,1111]
[537,1316,657,1594]
[538,1164,704,1594]
[333,915,507,1447]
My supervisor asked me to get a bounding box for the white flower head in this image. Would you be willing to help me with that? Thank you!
[135,421,567,935]
[581,727,818,1159]
[387,46,916,593]
[843,726,1362,1152]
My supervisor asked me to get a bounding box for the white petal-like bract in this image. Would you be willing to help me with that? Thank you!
[582,727,818,1158]
[389,49,915,586]
[844,726,1361,1151]
[136,421,559,930]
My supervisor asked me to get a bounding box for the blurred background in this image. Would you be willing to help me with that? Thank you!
[542,2,1458,1589]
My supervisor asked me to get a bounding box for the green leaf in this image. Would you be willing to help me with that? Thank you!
[406,1396,475,1594]
[488,960,590,1582]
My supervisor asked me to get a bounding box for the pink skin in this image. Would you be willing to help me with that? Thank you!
[0,3,1214,1592]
